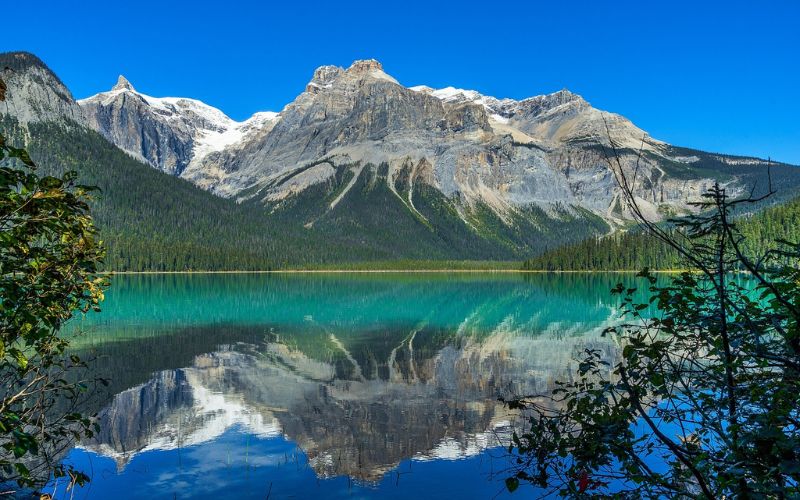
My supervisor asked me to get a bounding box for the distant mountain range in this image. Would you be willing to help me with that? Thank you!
[2,51,798,269]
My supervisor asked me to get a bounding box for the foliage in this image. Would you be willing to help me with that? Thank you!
[505,140,800,497]
[523,228,683,271]
[0,110,107,490]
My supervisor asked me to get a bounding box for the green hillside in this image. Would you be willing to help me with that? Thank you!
[262,160,609,261]
[2,118,607,270]
[523,194,800,271]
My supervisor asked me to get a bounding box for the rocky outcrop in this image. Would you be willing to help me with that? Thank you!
[0,52,85,126]
[80,83,194,174]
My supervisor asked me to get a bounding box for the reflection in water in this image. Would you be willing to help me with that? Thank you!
[56,273,643,498]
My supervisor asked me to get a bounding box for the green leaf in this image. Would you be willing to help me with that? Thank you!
[10,348,27,370]
[505,477,520,493]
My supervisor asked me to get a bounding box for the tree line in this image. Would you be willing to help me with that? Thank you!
[523,195,800,271]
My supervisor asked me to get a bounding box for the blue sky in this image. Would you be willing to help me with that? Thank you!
[4,0,799,163]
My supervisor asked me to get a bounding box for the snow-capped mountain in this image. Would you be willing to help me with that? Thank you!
[78,59,724,226]
[78,76,278,177]
[410,84,666,152]
[4,51,795,262]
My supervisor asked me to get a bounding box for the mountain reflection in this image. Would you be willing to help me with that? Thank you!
[70,273,637,482]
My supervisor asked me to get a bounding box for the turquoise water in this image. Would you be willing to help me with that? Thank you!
[49,273,643,499]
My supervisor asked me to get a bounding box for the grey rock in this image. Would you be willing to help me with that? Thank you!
[2,51,787,239]
[0,52,85,126]
[172,60,718,224]
[78,76,278,176]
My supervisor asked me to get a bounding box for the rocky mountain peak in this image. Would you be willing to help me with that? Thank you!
[347,59,384,73]
[6,51,788,260]
[341,59,398,85]
[306,65,344,93]
[544,89,589,109]
[553,88,585,104]
[311,65,343,86]
[0,51,84,126]
[112,75,135,92]
[79,72,280,179]
[304,59,396,94]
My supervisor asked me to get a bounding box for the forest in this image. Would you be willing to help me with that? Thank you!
[3,117,607,270]
[4,114,797,272]
[523,194,800,270]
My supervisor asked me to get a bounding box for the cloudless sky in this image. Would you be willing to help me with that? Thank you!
[3,0,799,163]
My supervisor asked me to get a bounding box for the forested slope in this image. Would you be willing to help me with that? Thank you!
[523,195,800,271]
[1,117,327,270]
[3,117,605,270]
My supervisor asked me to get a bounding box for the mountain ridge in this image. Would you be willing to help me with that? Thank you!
[2,50,798,270]
[78,57,789,228]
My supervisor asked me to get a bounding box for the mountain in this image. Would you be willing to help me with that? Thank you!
[2,51,798,269]
[0,52,317,271]
[80,59,797,228]
[0,52,84,125]
[78,76,278,177]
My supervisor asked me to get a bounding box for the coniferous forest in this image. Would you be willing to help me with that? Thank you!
[4,117,611,271]
[4,114,797,272]
[523,195,800,270]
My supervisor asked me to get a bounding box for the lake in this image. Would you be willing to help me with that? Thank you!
[48,272,640,499]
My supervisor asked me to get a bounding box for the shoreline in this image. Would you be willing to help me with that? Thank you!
[106,269,690,274]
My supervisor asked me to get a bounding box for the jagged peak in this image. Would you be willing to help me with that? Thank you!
[308,65,343,89]
[347,59,383,73]
[306,59,397,93]
[553,88,585,102]
[524,88,587,106]
[344,59,398,84]
[112,75,135,92]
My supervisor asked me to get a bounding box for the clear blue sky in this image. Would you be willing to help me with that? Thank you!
[4,0,799,163]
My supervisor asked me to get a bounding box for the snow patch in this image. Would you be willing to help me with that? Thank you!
[80,86,279,165]
[410,85,517,119]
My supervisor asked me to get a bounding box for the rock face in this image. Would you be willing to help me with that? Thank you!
[78,58,743,226]
[0,52,85,126]
[2,50,793,259]
[78,76,278,177]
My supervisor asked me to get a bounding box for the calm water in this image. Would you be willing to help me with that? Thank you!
[47,273,643,499]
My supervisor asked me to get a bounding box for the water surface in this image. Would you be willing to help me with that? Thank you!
[50,273,640,499]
